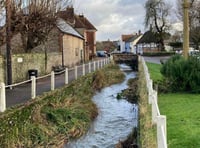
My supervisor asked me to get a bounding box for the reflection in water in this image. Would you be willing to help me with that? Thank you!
[65,64,138,148]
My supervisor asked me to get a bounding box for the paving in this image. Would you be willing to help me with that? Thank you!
[5,62,95,108]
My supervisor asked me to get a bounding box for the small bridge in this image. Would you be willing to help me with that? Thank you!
[111,53,138,71]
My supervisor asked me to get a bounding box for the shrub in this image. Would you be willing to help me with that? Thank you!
[161,55,200,93]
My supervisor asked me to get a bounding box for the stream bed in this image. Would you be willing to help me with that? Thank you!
[65,64,138,148]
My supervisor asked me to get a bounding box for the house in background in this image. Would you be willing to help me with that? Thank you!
[136,30,159,54]
[58,7,97,60]
[119,31,143,53]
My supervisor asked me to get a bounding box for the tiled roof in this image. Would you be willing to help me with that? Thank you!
[122,34,134,42]
[56,18,84,39]
[57,7,97,31]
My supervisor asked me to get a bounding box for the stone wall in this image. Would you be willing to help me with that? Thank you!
[0,55,4,83]
[11,52,62,83]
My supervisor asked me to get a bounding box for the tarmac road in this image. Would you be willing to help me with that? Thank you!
[143,56,171,64]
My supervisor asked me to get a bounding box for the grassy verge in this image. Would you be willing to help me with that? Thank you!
[147,62,200,148]
[159,93,200,148]
[0,63,124,147]
[138,61,157,148]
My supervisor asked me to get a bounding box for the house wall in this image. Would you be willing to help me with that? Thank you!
[63,34,84,67]
[0,55,4,83]
[86,31,96,59]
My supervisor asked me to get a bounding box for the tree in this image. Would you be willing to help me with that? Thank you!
[9,0,59,52]
[144,0,171,51]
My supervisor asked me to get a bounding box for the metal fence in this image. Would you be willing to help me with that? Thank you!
[0,58,110,112]
[140,56,168,148]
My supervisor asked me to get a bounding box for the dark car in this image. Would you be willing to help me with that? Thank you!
[96,51,107,57]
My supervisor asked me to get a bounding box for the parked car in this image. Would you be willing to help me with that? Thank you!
[96,50,107,57]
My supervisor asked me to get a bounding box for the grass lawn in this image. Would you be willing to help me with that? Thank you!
[159,93,200,148]
[147,62,200,148]
[146,62,163,82]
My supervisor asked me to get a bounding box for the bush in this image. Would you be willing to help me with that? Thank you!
[161,55,200,93]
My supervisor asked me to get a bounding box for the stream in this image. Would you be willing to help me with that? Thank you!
[65,64,138,148]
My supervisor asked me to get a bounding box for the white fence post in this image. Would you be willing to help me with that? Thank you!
[152,90,158,124]
[51,71,55,91]
[75,66,78,80]
[93,61,96,71]
[148,79,153,104]
[0,82,6,112]
[98,60,100,69]
[31,76,36,99]
[83,64,85,76]
[157,115,167,148]
[65,68,68,84]
[89,62,91,73]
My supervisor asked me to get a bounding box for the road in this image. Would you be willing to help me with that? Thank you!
[143,56,171,64]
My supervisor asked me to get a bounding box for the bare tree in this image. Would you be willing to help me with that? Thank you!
[9,0,61,52]
[145,0,171,51]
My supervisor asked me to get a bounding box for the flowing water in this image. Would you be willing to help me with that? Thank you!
[65,64,138,148]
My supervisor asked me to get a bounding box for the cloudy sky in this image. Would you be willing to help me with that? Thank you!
[73,0,179,41]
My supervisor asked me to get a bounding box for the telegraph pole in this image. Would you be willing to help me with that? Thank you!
[183,0,190,59]
[6,0,12,85]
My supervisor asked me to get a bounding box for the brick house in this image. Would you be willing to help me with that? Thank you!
[58,7,97,60]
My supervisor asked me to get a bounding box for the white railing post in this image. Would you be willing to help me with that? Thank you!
[51,71,55,91]
[83,64,85,76]
[98,60,100,69]
[148,79,153,104]
[89,62,91,73]
[157,115,167,148]
[93,61,96,71]
[152,90,158,124]
[31,76,36,99]
[65,68,68,84]
[0,82,6,112]
[75,66,78,80]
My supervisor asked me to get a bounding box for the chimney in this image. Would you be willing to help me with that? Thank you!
[66,6,74,18]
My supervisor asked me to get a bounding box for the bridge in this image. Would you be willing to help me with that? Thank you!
[111,53,138,71]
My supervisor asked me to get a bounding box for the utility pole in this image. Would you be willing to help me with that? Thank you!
[6,0,12,85]
[183,0,190,59]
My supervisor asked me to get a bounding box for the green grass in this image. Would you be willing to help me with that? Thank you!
[159,93,200,148]
[146,61,200,148]
[146,62,163,82]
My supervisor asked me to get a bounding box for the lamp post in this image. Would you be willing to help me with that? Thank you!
[6,0,12,85]
[183,0,190,59]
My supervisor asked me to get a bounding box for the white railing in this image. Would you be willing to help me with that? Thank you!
[140,56,167,148]
[0,58,110,112]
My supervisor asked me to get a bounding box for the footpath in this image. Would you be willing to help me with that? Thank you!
[3,58,107,109]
